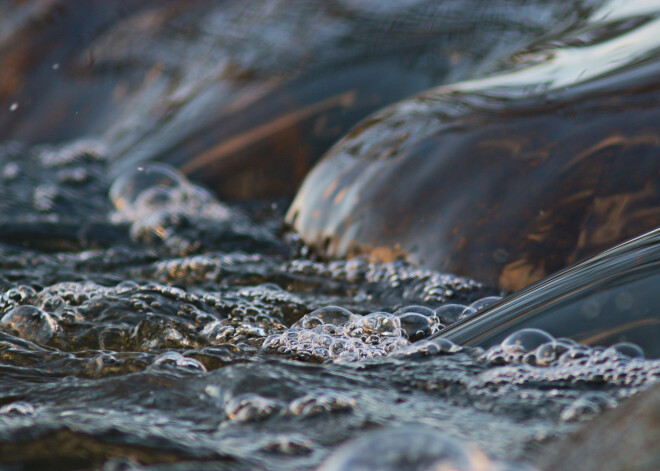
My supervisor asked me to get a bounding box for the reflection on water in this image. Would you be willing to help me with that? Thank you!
[288,0,660,291]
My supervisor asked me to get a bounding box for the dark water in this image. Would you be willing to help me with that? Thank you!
[2,1,660,470]
[0,143,658,471]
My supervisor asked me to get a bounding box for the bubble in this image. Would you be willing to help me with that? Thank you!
[262,435,314,455]
[265,309,410,362]
[607,342,644,359]
[394,305,435,317]
[152,351,207,372]
[261,334,289,353]
[458,307,478,320]
[397,313,432,341]
[289,393,356,416]
[109,164,188,214]
[468,296,502,311]
[0,305,58,343]
[0,402,35,416]
[201,321,235,342]
[559,392,616,422]
[558,345,591,364]
[348,312,402,337]
[434,304,467,325]
[109,164,221,227]
[501,328,554,354]
[317,426,494,471]
[225,394,283,422]
[295,306,355,328]
[395,337,462,357]
[534,340,572,366]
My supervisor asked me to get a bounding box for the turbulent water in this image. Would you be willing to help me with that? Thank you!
[0,141,658,470]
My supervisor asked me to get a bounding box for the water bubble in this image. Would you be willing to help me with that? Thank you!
[201,321,235,342]
[0,402,35,416]
[397,312,432,341]
[459,307,478,320]
[395,337,462,357]
[289,393,356,416]
[262,435,314,454]
[559,392,616,422]
[434,304,468,325]
[0,305,58,343]
[468,296,502,311]
[152,351,207,372]
[607,342,645,359]
[501,328,554,354]
[349,312,402,337]
[225,394,282,422]
[394,305,435,317]
[110,164,187,213]
[558,345,591,364]
[534,340,572,366]
[317,426,493,471]
[109,163,220,227]
[308,306,355,326]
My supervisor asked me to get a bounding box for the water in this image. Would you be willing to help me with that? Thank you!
[3,1,660,470]
[0,146,658,470]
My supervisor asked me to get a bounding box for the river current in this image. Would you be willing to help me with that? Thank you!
[0,141,657,470]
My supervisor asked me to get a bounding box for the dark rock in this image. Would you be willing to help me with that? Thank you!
[537,382,660,471]
[287,5,660,291]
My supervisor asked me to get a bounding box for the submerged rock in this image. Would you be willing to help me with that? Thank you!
[537,382,660,471]
[288,1,660,291]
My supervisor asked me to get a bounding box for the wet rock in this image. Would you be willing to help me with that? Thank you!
[537,382,660,471]
[288,4,660,291]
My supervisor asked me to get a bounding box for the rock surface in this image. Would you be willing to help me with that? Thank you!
[538,381,660,471]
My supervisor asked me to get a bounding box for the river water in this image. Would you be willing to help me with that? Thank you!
[2,1,660,470]
[0,143,657,470]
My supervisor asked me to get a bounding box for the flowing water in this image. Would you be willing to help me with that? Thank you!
[0,142,658,470]
[2,1,660,470]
